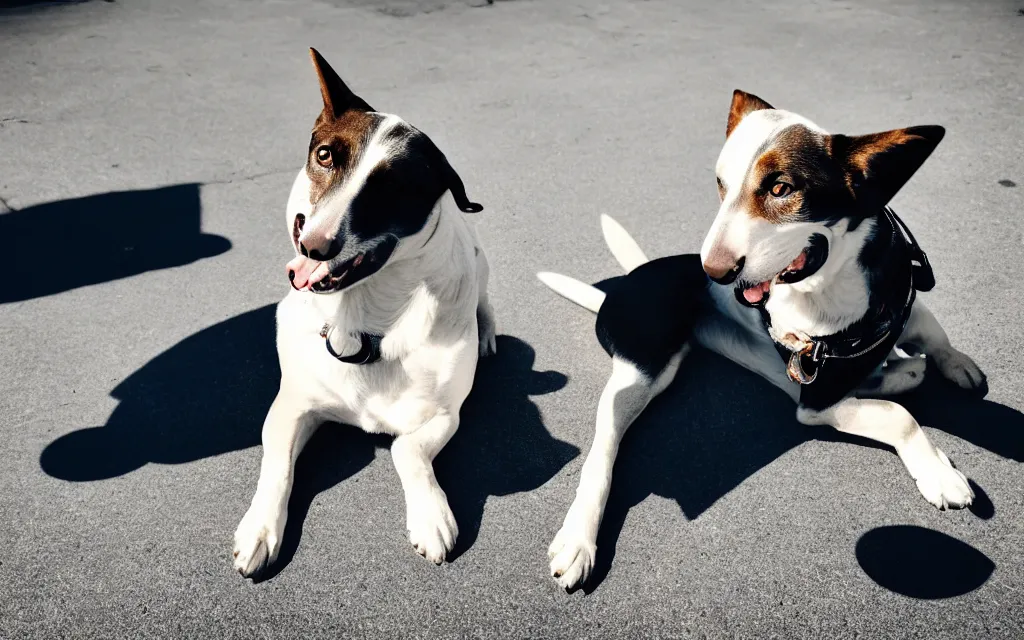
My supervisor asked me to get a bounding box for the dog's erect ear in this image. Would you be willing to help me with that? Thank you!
[832,125,945,210]
[726,90,774,138]
[309,48,374,117]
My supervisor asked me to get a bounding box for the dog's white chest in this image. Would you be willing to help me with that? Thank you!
[273,288,477,436]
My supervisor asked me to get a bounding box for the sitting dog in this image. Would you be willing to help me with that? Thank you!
[233,49,496,578]
[538,90,986,590]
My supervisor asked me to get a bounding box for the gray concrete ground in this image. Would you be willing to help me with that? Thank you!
[1,0,1023,637]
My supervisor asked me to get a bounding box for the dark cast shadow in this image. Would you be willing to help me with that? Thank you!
[0,184,230,303]
[40,309,577,578]
[855,525,994,599]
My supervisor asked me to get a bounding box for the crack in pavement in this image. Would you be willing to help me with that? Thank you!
[0,117,35,128]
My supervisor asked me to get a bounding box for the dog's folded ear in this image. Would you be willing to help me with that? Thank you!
[440,153,483,213]
[423,138,483,213]
[726,89,774,138]
[832,125,945,211]
[309,48,374,117]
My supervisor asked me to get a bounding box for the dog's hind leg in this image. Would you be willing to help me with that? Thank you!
[475,246,497,357]
[233,389,319,578]
[797,397,974,510]
[391,411,460,564]
[899,301,987,395]
[548,349,686,590]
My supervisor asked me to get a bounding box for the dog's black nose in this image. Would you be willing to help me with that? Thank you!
[704,255,744,285]
[300,238,342,262]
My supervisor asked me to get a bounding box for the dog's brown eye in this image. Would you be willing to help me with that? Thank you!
[316,146,333,168]
[770,181,793,198]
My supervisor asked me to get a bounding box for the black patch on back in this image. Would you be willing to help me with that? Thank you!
[596,255,710,378]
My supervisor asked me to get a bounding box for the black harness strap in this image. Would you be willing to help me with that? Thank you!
[765,207,935,396]
[324,330,384,365]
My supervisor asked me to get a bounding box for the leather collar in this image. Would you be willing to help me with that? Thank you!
[321,324,384,365]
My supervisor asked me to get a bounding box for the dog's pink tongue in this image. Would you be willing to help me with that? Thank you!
[286,255,329,290]
[742,281,771,304]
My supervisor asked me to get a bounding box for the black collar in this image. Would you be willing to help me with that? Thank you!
[766,207,935,384]
[321,325,384,365]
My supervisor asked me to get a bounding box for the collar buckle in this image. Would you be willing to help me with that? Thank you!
[786,340,824,385]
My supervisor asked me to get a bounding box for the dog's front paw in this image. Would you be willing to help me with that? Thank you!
[406,486,458,564]
[912,448,974,510]
[548,526,596,590]
[233,504,285,579]
[933,348,987,396]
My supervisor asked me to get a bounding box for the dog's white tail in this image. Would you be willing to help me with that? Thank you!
[537,272,605,313]
[537,215,648,313]
[600,214,648,272]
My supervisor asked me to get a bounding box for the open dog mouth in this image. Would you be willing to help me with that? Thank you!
[286,236,398,294]
[735,234,828,307]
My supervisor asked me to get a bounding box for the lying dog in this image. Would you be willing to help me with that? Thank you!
[538,90,986,590]
[233,49,496,578]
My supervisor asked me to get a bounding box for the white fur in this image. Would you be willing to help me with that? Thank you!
[702,109,825,276]
[234,116,497,577]
[601,214,649,272]
[539,214,984,590]
[764,218,872,345]
[537,272,605,313]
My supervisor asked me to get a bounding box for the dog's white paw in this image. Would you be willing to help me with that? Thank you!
[233,504,285,578]
[933,348,987,395]
[548,526,596,590]
[406,486,458,564]
[912,448,974,510]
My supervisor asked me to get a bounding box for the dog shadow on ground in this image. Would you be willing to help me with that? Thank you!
[39,306,577,578]
[581,280,1023,596]
[0,184,230,303]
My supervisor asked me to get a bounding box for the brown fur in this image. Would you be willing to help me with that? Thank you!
[739,125,833,223]
[726,89,775,138]
[303,49,383,208]
[306,109,378,205]
[829,126,945,210]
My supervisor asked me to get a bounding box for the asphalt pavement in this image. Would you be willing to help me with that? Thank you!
[1,0,1023,637]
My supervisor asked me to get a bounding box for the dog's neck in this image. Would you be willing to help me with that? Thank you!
[309,199,478,357]
[764,217,876,343]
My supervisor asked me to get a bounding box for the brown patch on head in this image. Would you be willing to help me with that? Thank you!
[738,124,835,223]
[303,48,380,206]
[727,89,775,138]
[829,125,944,211]
[306,110,379,205]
